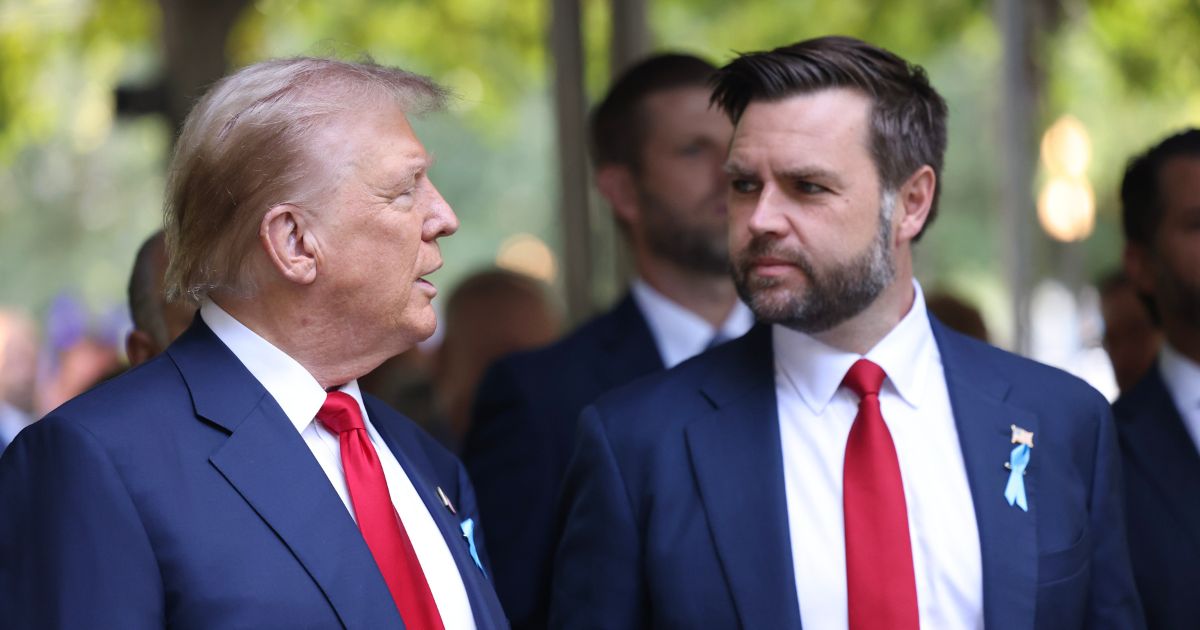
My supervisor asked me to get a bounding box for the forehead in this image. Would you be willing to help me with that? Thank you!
[1157,156,1200,211]
[727,88,872,163]
[316,104,429,177]
[639,86,725,134]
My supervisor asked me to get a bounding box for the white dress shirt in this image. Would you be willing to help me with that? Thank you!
[774,282,983,630]
[630,278,755,369]
[1160,343,1200,455]
[201,302,476,630]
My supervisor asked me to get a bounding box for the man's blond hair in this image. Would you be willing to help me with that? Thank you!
[163,57,447,303]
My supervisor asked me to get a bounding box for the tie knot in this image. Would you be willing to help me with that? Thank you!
[318,391,365,434]
[842,358,886,400]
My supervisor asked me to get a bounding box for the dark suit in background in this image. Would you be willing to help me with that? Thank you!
[1113,127,1200,629]
[462,295,661,628]
[1115,365,1200,629]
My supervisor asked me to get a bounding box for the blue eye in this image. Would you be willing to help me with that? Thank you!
[731,179,761,194]
[796,181,826,194]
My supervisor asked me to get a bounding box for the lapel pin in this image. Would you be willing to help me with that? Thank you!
[1004,425,1034,511]
[436,486,457,516]
[1011,424,1035,448]
[461,517,486,575]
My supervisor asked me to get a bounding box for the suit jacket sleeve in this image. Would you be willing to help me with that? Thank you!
[549,406,645,629]
[1085,399,1146,629]
[464,359,559,626]
[0,416,164,629]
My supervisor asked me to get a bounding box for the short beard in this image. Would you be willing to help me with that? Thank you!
[1158,261,1200,326]
[733,191,896,334]
[638,186,730,276]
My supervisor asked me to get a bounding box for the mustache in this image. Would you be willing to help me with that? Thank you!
[735,236,811,271]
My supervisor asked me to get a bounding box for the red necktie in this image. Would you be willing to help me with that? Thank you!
[318,392,445,630]
[841,359,919,630]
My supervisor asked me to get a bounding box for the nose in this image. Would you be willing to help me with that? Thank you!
[745,183,788,238]
[424,180,459,240]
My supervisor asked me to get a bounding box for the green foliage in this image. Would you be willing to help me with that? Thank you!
[229,0,549,137]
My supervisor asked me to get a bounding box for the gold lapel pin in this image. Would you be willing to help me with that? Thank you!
[436,486,457,516]
[1010,424,1034,448]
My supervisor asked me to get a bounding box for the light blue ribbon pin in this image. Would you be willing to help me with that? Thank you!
[1005,443,1030,511]
[461,518,486,575]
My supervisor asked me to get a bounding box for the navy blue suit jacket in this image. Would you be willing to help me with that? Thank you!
[1114,364,1200,629]
[552,321,1144,629]
[462,294,663,629]
[0,319,508,630]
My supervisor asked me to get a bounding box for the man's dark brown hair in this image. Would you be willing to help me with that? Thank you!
[711,35,948,239]
[589,53,718,171]
[1120,128,1200,247]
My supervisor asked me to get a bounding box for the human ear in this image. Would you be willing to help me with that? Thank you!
[894,165,936,243]
[260,204,318,285]
[595,164,640,228]
[125,330,161,368]
[1123,243,1156,297]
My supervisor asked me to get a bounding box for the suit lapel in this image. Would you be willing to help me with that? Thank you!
[933,321,1038,630]
[593,294,665,389]
[1117,366,1200,551]
[169,321,402,630]
[685,326,804,630]
[366,399,508,630]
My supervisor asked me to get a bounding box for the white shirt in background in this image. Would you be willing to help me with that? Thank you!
[630,278,755,369]
[1160,342,1200,455]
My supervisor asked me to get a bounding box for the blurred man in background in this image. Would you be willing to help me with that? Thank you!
[462,53,753,628]
[1115,128,1200,629]
[125,230,199,367]
[1099,270,1162,394]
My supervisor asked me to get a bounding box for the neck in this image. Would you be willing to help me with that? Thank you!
[214,291,396,390]
[812,257,916,356]
[635,254,739,328]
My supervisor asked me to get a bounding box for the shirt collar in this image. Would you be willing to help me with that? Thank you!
[630,278,756,369]
[1159,342,1200,414]
[200,301,367,433]
[773,280,938,414]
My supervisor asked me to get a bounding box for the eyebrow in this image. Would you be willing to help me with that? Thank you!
[722,162,844,188]
[777,167,842,187]
[722,161,756,177]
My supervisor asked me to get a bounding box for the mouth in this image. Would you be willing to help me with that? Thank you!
[749,257,797,277]
[415,261,442,294]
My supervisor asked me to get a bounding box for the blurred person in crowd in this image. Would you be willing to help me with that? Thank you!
[1099,270,1162,394]
[432,268,562,450]
[462,53,753,628]
[125,230,200,367]
[0,57,506,629]
[34,335,121,414]
[0,310,38,454]
[926,291,990,343]
[552,36,1143,629]
[1114,128,1200,629]
[30,294,123,416]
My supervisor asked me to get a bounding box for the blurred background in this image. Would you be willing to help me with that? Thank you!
[1,0,1197,406]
